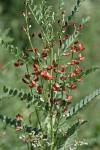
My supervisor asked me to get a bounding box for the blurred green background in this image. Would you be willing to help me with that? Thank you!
[0,0,100,150]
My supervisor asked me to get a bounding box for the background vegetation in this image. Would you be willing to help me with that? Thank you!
[0,0,100,149]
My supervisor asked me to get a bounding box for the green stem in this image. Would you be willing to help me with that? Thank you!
[35,108,42,130]
[50,47,54,150]
[26,63,42,130]
[25,6,34,51]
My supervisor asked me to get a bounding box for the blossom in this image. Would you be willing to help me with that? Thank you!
[16,114,23,121]
[63,52,70,57]
[68,60,79,65]
[70,83,76,89]
[14,60,23,67]
[33,63,39,70]
[64,106,69,111]
[66,94,72,102]
[65,34,70,39]
[74,65,82,75]
[41,70,54,80]
[37,86,43,94]
[53,83,60,91]
[73,22,77,27]
[77,53,85,61]
[60,76,66,81]
[16,125,23,131]
[29,80,36,88]
[78,43,85,51]
[78,24,83,30]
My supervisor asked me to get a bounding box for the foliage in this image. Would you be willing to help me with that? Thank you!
[0,0,100,150]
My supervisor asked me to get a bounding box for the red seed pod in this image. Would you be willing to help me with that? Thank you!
[59,39,63,47]
[33,63,39,70]
[74,40,79,44]
[52,60,58,68]
[65,21,68,27]
[33,76,39,82]
[62,11,65,15]
[32,32,35,38]
[22,11,25,16]
[78,24,83,30]
[58,20,61,25]
[62,87,66,91]
[24,1,29,5]
[38,33,42,39]
[14,60,23,67]
[41,52,48,58]
[46,65,53,70]
[22,26,26,31]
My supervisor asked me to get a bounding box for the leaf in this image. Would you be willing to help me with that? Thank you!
[0,114,42,134]
[70,67,99,82]
[62,17,90,52]
[3,86,33,102]
[0,28,13,43]
[61,32,79,51]
[67,89,100,118]
[67,0,85,22]
[58,120,87,150]
[30,0,34,5]
[1,40,24,60]
[0,115,19,128]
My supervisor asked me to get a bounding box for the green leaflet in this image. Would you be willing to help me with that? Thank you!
[68,89,100,118]
[0,114,41,133]
[3,86,33,102]
[70,67,99,82]
[0,28,13,43]
[0,115,19,128]
[61,16,90,52]
[1,40,24,60]
[57,120,87,150]
[2,86,44,109]
[67,0,85,21]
